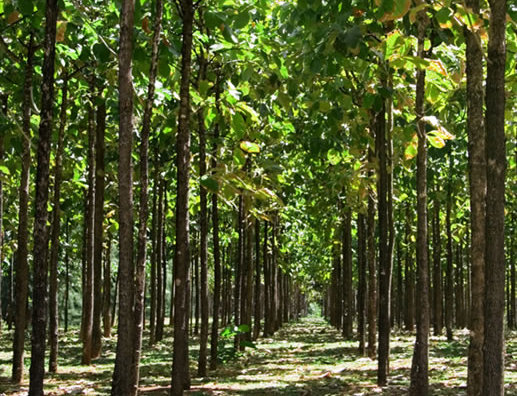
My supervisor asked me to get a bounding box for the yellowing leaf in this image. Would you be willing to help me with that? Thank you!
[427,132,445,148]
[404,134,418,160]
[240,141,260,154]
[56,21,67,43]
[428,59,448,76]
[7,11,20,24]
[142,16,151,34]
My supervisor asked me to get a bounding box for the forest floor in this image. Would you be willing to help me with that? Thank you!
[0,316,516,395]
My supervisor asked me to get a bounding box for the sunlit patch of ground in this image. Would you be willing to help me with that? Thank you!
[0,317,515,395]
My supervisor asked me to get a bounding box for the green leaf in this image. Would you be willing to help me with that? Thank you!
[231,113,246,138]
[233,11,250,30]
[92,43,111,63]
[404,134,418,160]
[200,175,219,192]
[221,23,238,44]
[327,148,341,165]
[237,324,250,333]
[240,141,260,154]
[18,0,33,16]
[233,148,247,167]
[0,165,10,175]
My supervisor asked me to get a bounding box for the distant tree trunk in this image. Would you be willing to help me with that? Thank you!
[209,108,221,369]
[132,0,162,389]
[253,219,261,340]
[92,96,106,359]
[234,196,243,348]
[103,236,112,337]
[197,52,209,374]
[155,181,165,341]
[48,74,68,373]
[396,238,403,328]
[12,33,34,385]
[409,7,430,394]
[192,232,199,336]
[271,219,278,332]
[445,154,454,341]
[456,243,465,328]
[240,199,253,347]
[367,147,377,359]
[65,219,70,333]
[111,268,119,328]
[111,0,136,391]
[510,224,516,329]
[28,0,58,390]
[357,213,367,355]
[432,191,443,336]
[482,0,507,392]
[82,79,96,366]
[342,209,353,339]
[404,205,415,332]
[263,221,271,337]
[149,169,158,344]
[171,1,194,393]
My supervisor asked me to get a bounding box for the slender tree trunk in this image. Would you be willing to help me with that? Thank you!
[357,213,367,355]
[263,221,271,337]
[404,205,414,332]
[171,1,194,393]
[456,243,465,328]
[253,219,261,340]
[197,52,209,373]
[82,79,96,366]
[92,96,106,359]
[149,169,158,344]
[48,74,69,373]
[12,33,34,385]
[209,123,221,369]
[156,181,165,341]
[111,0,135,391]
[432,192,443,336]
[103,235,112,337]
[342,209,353,339]
[376,95,392,386]
[28,0,58,390]
[367,154,377,359]
[445,154,454,341]
[396,237,403,328]
[131,0,162,389]
[271,218,278,332]
[482,0,507,392]
[240,199,253,347]
[409,8,430,393]
[0,95,6,334]
[65,219,70,333]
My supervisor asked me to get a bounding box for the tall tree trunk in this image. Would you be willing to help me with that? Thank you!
[209,72,222,369]
[111,0,135,391]
[367,154,377,359]
[432,191,443,336]
[445,154,454,341]
[48,74,69,373]
[0,95,5,334]
[271,218,278,332]
[409,7,430,394]
[82,79,96,366]
[357,213,367,355]
[171,1,194,393]
[376,94,391,387]
[92,96,106,359]
[149,168,159,344]
[240,199,253,347]
[12,33,34,385]
[132,0,162,389]
[28,0,58,390]
[103,235,112,337]
[197,51,209,374]
[253,219,261,340]
[482,0,507,392]
[396,237,403,328]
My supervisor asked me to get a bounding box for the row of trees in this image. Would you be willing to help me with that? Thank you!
[0,0,515,395]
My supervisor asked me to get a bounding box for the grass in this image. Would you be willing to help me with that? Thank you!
[0,317,515,395]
